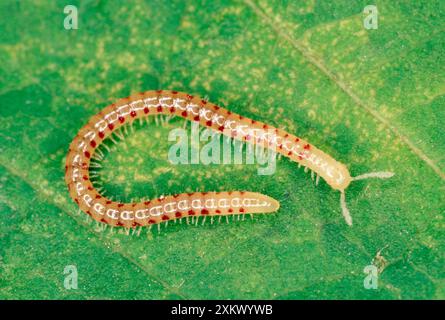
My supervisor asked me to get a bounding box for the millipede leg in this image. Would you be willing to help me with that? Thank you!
[114,130,124,140]
[95,148,105,158]
[109,135,118,145]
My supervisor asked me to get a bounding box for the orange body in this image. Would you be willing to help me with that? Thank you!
[65,90,351,227]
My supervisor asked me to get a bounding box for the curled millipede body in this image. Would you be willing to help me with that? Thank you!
[65,90,393,227]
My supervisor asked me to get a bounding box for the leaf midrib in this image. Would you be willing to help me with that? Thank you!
[243,0,445,181]
[0,159,189,300]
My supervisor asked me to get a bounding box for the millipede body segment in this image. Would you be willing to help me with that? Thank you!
[65,90,392,227]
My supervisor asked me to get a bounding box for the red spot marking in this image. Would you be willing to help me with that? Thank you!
[188,210,196,216]
[175,212,182,218]
[82,175,88,181]
[288,152,293,156]
[173,194,180,198]
[201,100,207,105]
[101,218,107,223]
[172,91,178,94]
[84,151,90,158]
[90,140,96,148]
[161,215,169,221]
[170,107,175,113]
[156,90,163,94]
[86,210,91,216]
[95,195,101,199]
[194,116,200,121]
[298,155,303,160]
[99,131,105,139]
[144,201,150,205]
[130,111,137,117]
[87,186,93,191]
[108,123,114,130]
[106,200,112,204]
[116,221,124,226]
[144,107,149,114]
[157,105,162,112]
[239,208,245,213]
[304,144,310,150]
[227,111,232,115]
[181,111,188,117]
[218,126,225,132]
[74,199,79,204]
[118,116,125,124]
[213,105,220,110]
[206,120,212,126]
[228,208,233,213]
[263,124,268,129]
[187,94,193,100]
[215,209,221,214]
[201,209,209,215]
[132,203,137,207]
[148,219,156,224]
[118,203,124,208]
[295,137,300,142]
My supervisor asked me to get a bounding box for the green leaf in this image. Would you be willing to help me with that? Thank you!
[0,0,443,299]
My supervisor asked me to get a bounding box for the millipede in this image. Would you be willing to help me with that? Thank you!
[65,90,394,229]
